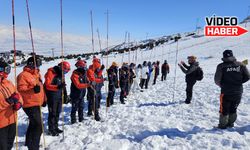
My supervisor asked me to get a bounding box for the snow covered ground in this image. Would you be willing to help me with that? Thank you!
[9,23,250,150]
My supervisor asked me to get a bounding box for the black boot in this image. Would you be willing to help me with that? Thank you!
[48,130,59,136]
[95,114,101,121]
[71,115,76,124]
[56,128,63,134]
[79,117,84,122]
[227,113,237,128]
[71,119,76,124]
[87,111,93,116]
[218,114,229,129]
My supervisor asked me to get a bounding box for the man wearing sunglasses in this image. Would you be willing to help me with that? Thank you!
[0,60,23,150]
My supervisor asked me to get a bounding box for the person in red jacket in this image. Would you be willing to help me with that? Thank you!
[87,57,105,121]
[44,61,70,136]
[0,60,23,150]
[70,60,90,124]
[17,56,46,150]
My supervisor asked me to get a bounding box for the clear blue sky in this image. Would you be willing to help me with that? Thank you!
[0,0,249,42]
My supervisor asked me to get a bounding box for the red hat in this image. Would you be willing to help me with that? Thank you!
[58,61,71,73]
[75,60,86,68]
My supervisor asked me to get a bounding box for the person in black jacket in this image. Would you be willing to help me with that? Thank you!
[106,62,119,107]
[70,60,89,124]
[214,50,250,129]
[153,61,160,85]
[161,60,170,81]
[178,56,199,104]
[119,63,129,104]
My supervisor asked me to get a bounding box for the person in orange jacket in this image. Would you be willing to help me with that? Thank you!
[87,57,105,121]
[0,60,23,150]
[44,61,70,136]
[17,56,46,150]
[70,60,90,124]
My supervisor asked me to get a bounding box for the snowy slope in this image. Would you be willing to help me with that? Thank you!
[9,23,250,150]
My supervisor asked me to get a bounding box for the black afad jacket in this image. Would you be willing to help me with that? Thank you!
[214,56,250,95]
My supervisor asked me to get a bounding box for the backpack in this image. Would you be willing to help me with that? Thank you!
[196,67,204,81]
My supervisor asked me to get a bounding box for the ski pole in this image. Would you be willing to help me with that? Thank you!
[93,85,96,120]
[90,10,94,53]
[105,10,109,115]
[97,28,103,62]
[60,0,65,140]
[89,84,96,120]
[122,31,127,65]
[106,9,109,67]
[11,0,19,149]
[172,40,179,102]
[25,0,46,148]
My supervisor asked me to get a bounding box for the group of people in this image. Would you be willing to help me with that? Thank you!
[178,50,250,130]
[0,49,249,150]
[0,55,170,150]
[107,60,170,105]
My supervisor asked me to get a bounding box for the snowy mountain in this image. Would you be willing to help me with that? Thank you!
[7,21,250,150]
[0,24,120,56]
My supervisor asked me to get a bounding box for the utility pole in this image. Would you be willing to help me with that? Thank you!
[51,48,55,59]
[195,18,200,35]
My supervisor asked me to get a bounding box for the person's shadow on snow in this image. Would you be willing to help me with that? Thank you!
[137,102,179,108]
[116,124,250,142]
[227,124,250,135]
[115,126,204,142]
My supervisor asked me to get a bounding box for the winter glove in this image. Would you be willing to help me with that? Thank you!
[42,101,47,107]
[13,102,22,111]
[34,85,41,93]
[6,93,19,105]
[58,82,66,89]
[100,64,105,70]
